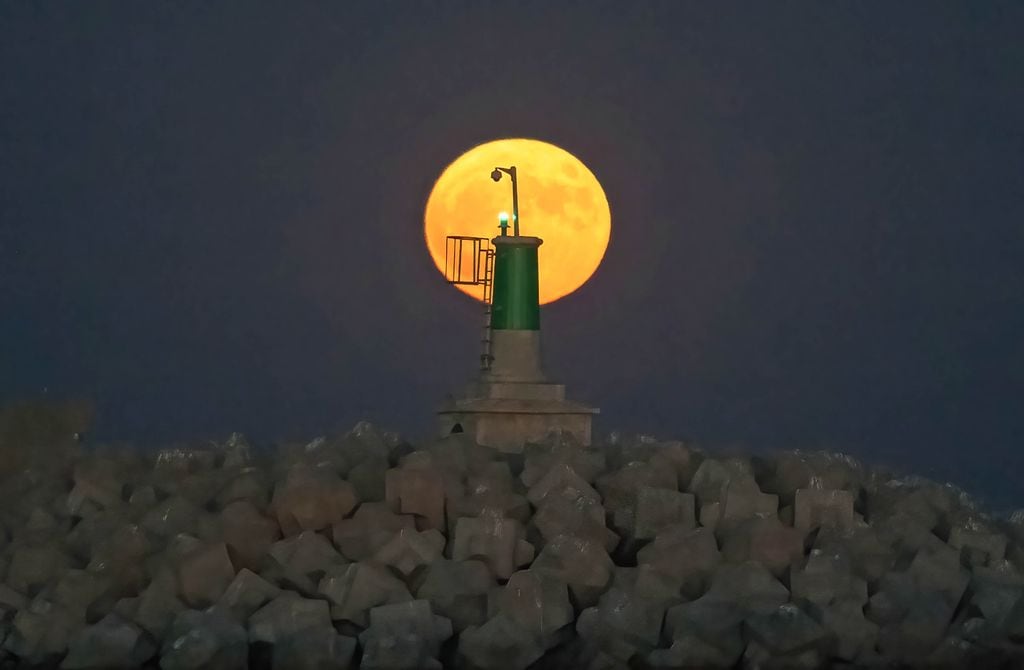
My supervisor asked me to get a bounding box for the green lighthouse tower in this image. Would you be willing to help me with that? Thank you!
[491,235,541,331]
[438,165,598,451]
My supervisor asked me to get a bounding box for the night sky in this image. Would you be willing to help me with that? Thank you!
[2,4,1022,508]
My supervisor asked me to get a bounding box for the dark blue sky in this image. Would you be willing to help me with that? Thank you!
[2,4,1022,508]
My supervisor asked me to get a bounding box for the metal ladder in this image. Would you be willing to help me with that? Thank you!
[444,236,496,371]
[478,245,495,371]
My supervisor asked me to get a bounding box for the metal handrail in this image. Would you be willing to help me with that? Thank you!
[444,235,495,370]
[445,236,489,285]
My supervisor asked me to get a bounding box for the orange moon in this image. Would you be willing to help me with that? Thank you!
[424,138,611,305]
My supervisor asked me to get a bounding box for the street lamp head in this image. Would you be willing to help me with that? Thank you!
[490,168,502,182]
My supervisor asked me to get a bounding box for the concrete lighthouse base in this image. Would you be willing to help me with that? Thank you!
[437,381,598,452]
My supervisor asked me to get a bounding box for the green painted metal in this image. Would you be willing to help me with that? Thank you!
[490,237,541,330]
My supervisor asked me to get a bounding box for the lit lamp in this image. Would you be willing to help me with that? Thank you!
[490,166,519,236]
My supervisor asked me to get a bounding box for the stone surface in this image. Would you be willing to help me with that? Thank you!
[453,461,530,523]
[646,441,697,490]
[268,530,346,581]
[414,559,493,632]
[385,466,446,531]
[248,593,332,644]
[876,589,955,662]
[458,613,546,670]
[532,534,614,609]
[358,600,452,670]
[347,455,389,503]
[705,561,791,613]
[526,463,601,507]
[85,522,151,585]
[596,461,676,537]
[814,523,895,582]
[4,597,84,665]
[271,626,357,670]
[128,483,158,508]
[332,502,417,561]
[271,464,359,536]
[140,496,202,538]
[256,553,319,598]
[769,451,863,506]
[491,569,573,642]
[949,525,1007,567]
[174,470,228,508]
[177,542,236,607]
[660,591,750,669]
[713,479,779,530]
[521,441,606,487]
[61,614,156,669]
[647,633,744,669]
[743,603,827,654]
[687,458,755,506]
[790,548,868,608]
[793,488,855,533]
[6,542,73,594]
[49,568,113,619]
[1006,593,1024,641]
[720,516,804,577]
[969,561,1024,629]
[220,500,280,571]
[907,541,970,609]
[813,600,879,662]
[116,577,185,641]
[216,432,253,469]
[67,461,123,514]
[636,525,721,598]
[741,640,823,670]
[159,609,248,670]
[451,514,534,580]
[0,584,27,614]
[65,510,122,562]
[217,467,270,509]
[633,487,695,540]
[153,447,216,478]
[217,568,281,622]
[317,562,412,626]
[531,489,619,552]
[372,527,445,577]
[576,567,681,662]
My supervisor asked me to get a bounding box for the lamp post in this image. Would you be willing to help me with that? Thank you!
[490,166,519,236]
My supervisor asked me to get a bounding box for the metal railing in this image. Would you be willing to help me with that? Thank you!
[445,236,495,371]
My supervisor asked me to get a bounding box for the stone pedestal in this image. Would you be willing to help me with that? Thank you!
[437,380,597,452]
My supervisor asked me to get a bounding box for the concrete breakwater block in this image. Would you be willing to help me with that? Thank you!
[0,425,1019,668]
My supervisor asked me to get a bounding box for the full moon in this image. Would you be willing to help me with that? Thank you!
[424,138,611,305]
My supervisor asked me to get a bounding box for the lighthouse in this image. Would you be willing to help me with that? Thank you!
[438,165,598,451]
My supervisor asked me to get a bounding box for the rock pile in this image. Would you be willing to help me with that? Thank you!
[0,423,1022,668]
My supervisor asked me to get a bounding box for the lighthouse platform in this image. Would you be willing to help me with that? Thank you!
[437,379,598,452]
